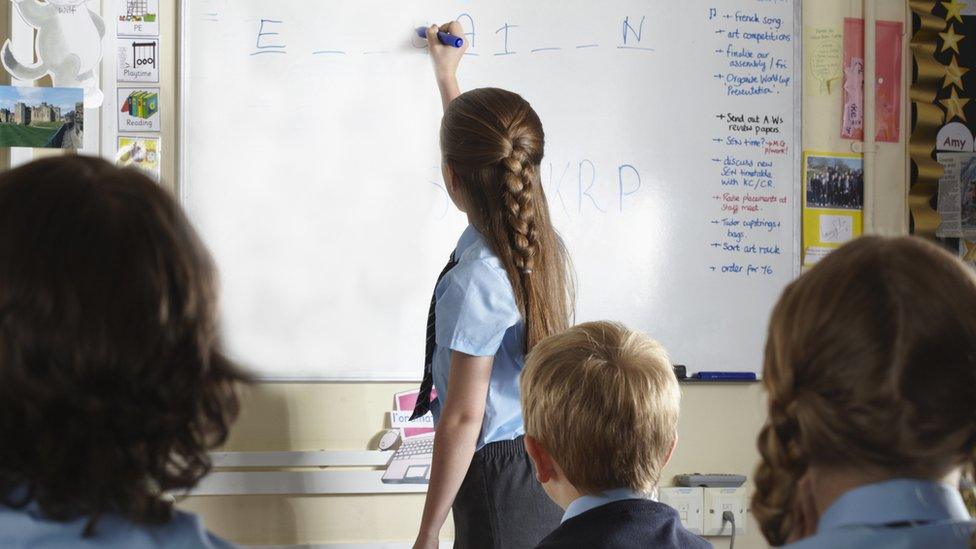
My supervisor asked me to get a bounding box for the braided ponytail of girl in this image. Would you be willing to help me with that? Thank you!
[751,236,976,546]
[753,400,808,545]
[441,88,573,351]
[501,151,537,276]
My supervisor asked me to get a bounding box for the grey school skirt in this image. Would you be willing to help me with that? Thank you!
[452,436,563,549]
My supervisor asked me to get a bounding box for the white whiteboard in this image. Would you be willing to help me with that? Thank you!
[180,0,801,380]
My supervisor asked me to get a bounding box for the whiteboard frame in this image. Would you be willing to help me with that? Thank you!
[792,0,803,283]
[177,0,804,382]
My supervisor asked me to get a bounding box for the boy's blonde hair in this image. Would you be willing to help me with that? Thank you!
[520,321,680,494]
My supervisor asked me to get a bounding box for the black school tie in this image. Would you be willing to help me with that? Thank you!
[411,252,458,420]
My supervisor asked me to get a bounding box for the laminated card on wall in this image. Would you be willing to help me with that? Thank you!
[117,87,160,132]
[118,0,159,37]
[117,38,159,83]
[117,135,160,180]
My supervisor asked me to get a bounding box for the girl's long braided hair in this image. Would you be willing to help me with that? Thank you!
[441,87,573,351]
[752,236,976,545]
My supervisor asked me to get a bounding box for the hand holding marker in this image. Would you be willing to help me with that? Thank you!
[415,26,464,48]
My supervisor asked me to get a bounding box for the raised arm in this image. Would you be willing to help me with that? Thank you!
[413,351,491,549]
[425,20,469,111]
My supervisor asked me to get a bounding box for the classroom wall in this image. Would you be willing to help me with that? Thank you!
[2,1,910,548]
[177,2,910,548]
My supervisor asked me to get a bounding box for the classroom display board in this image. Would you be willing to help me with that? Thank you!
[180,0,801,380]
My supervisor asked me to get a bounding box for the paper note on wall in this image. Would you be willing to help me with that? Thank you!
[804,26,842,96]
[936,153,976,239]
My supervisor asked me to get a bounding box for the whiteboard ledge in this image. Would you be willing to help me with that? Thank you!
[245,375,422,383]
[212,451,392,468]
[190,470,426,496]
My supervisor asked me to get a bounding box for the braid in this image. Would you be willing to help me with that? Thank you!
[752,398,808,546]
[501,150,538,275]
[440,87,573,353]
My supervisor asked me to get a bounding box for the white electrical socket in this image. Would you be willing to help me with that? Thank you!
[659,487,704,535]
[703,487,747,536]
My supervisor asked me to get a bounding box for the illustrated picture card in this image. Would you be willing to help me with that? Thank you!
[118,0,159,37]
[118,38,159,82]
[117,87,160,132]
[117,135,161,180]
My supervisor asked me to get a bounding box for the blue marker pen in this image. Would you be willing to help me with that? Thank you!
[415,27,464,48]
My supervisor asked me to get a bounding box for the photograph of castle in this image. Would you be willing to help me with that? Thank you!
[0,86,84,149]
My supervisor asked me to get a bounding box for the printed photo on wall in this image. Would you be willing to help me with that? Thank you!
[802,152,864,266]
[117,136,160,180]
[0,86,84,149]
[118,0,159,37]
[117,87,160,132]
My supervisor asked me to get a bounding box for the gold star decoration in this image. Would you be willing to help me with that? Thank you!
[941,87,971,121]
[943,0,967,23]
[944,56,970,90]
[940,24,966,54]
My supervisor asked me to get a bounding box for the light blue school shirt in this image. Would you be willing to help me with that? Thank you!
[785,479,975,549]
[430,225,525,450]
[562,489,649,523]
[0,500,234,548]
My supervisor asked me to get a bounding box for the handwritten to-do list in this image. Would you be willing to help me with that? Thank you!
[181,0,799,379]
[707,5,794,279]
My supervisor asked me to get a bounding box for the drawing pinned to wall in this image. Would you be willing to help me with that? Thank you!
[804,26,842,96]
[802,152,864,266]
[0,0,105,108]
[117,135,159,179]
[117,87,159,131]
[117,38,158,83]
[0,85,83,148]
[118,0,159,37]
[841,18,903,142]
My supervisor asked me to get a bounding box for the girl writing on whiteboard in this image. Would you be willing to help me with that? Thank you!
[412,21,574,549]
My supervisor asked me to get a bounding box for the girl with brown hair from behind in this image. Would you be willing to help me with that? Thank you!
[752,236,976,548]
[410,20,574,549]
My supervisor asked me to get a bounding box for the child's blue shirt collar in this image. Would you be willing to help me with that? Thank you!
[816,478,969,532]
[562,488,649,524]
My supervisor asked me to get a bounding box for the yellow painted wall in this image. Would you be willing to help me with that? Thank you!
[4,1,910,548]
